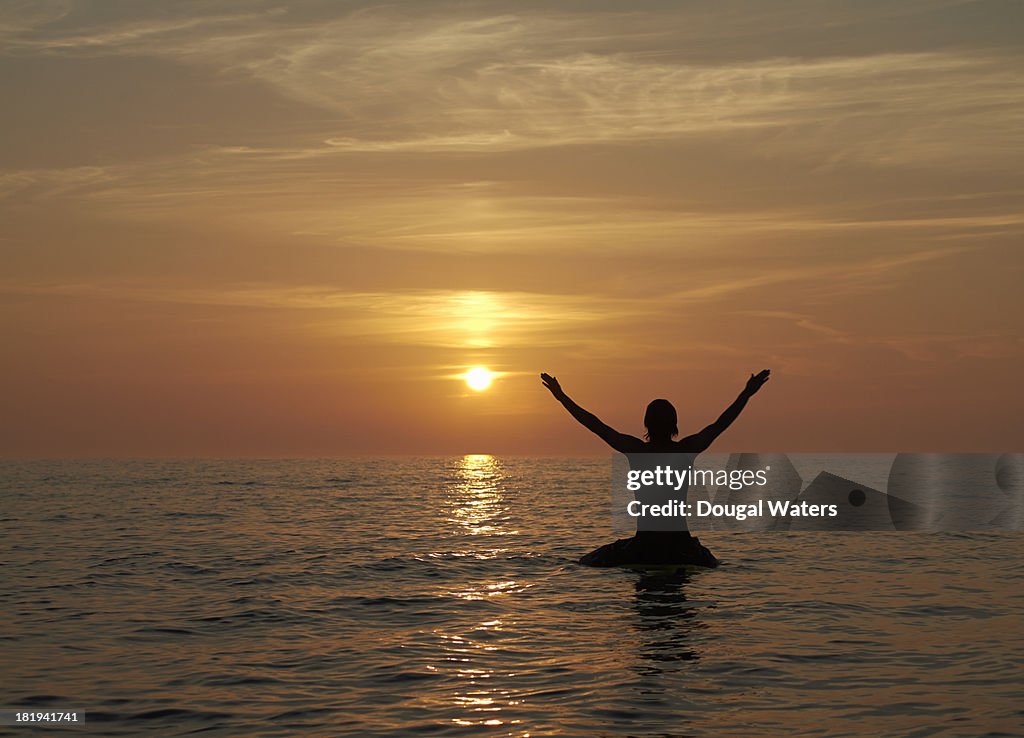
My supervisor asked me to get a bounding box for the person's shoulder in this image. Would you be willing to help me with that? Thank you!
[674,435,706,453]
[618,435,648,454]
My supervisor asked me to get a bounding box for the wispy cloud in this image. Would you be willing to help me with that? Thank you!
[743,309,1021,362]
[0,282,636,349]
[3,4,1021,164]
[0,241,974,358]
[6,151,1021,259]
[0,165,112,200]
[3,2,1021,266]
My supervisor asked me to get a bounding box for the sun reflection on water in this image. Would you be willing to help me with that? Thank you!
[440,624,525,733]
[429,456,532,733]
[445,454,518,537]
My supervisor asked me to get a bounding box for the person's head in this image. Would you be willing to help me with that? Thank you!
[643,399,678,442]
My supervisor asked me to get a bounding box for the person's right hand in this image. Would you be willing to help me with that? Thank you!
[540,373,564,398]
[744,369,771,396]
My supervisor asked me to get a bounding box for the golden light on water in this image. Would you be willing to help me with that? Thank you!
[465,367,494,392]
[445,454,515,538]
[436,456,525,731]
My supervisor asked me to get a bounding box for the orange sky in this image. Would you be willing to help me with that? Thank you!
[1,2,1022,456]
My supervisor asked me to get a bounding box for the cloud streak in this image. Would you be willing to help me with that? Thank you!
[3,4,1021,163]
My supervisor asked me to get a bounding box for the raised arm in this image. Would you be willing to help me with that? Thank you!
[687,369,770,451]
[540,373,643,454]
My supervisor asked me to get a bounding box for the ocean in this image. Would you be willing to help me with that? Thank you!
[2,457,1022,736]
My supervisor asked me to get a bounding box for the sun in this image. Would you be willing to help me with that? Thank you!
[465,367,493,391]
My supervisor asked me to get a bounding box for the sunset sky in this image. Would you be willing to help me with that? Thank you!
[2,1,1022,456]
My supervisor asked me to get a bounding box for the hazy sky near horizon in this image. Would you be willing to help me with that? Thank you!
[2,0,1022,456]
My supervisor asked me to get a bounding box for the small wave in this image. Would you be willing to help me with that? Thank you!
[197,674,286,687]
[89,552,160,568]
[270,707,336,721]
[132,626,196,636]
[164,511,228,519]
[126,707,233,722]
[188,607,295,625]
[38,580,99,590]
[158,562,218,575]
[224,574,285,586]
[16,694,69,705]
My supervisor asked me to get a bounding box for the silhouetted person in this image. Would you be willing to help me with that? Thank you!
[540,369,770,567]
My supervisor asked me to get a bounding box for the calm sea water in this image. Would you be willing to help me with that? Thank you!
[2,458,1022,737]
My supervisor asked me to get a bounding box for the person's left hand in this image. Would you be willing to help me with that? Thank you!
[540,373,564,398]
